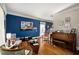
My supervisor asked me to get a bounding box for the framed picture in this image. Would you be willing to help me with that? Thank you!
[65,17,71,23]
[21,21,33,30]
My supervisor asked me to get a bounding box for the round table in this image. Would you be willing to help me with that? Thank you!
[0,41,33,55]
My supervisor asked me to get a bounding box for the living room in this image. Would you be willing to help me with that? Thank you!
[0,3,79,55]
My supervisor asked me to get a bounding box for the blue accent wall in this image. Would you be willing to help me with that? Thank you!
[6,14,40,37]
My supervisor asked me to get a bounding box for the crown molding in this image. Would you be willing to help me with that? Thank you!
[7,10,53,23]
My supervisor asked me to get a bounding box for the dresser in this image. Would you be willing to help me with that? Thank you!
[50,32,76,52]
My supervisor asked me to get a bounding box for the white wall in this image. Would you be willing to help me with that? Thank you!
[0,5,5,46]
[0,3,7,15]
[53,5,79,47]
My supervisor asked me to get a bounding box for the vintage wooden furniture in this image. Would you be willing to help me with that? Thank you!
[28,39,39,54]
[50,32,76,52]
[30,44,39,54]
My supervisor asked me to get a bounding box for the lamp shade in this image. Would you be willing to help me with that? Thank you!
[6,33,11,40]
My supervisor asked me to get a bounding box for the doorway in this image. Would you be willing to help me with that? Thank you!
[40,22,46,36]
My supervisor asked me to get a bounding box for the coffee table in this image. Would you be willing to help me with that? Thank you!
[0,41,33,55]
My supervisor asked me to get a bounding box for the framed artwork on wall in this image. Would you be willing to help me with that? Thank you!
[65,17,71,23]
[21,21,33,30]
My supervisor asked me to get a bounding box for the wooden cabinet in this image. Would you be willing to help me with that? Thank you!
[30,45,39,54]
[50,32,76,52]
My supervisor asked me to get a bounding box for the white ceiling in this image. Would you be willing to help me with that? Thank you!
[6,3,74,21]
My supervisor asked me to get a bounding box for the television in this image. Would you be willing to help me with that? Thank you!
[21,21,33,30]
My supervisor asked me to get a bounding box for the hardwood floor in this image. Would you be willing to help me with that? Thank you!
[19,41,78,55]
[38,42,73,55]
[19,40,74,55]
